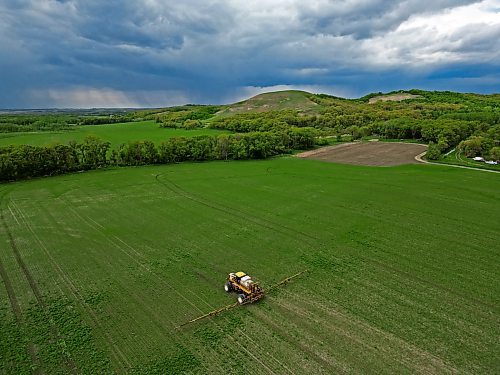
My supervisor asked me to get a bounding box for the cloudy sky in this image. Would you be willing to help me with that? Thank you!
[1,0,499,108]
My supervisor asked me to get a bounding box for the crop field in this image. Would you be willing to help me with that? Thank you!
[0,121,228,148]
[1,158,499,373]
[298,142,428,166]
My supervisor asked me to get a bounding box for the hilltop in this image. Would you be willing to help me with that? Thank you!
[215,90,321,117]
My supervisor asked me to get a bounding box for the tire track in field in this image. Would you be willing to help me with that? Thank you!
[231,170,497,288]
[250,308,344,373]
[277,290,459,374]
[270,298,407,373]
[47,208,226,375]
[151,174,309,373]
[155,174,318,243]
[0,243,42,373]
[116,181,298,374]
[48,203,231,375]
[61,201,269,374]
[0,255,43,373]
[8,199,132,373]
[269,295,440,374]
[61,184,284,371]
[309,269,494,361]
[1,200,78,374]
[155,172,497,366]
[152,176,475,372]
[367,256,498,313]
[0,190,42,374]
[153,169,322,367]
[58,199,218,368]
[61,186,293,374]
[180,168,498,314]
[0,253,22,320]
[86,218,285,374]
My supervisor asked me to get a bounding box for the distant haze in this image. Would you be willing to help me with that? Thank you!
[0,0,499,108]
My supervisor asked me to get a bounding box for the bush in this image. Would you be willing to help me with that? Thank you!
[426,142,442,160]
[489,146,500,161]
[436,137,450,153]
[182,120,202,130]
[315,138,329,146]
[160,120,179,128]
[458,136,493,157]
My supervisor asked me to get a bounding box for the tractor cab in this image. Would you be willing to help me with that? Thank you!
[230,271,246,281]
[224,271,264,304]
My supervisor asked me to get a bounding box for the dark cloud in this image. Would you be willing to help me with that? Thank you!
[0,0,498,108]
[296,0,481,38]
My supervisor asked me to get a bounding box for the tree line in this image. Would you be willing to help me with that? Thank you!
[0,114,75,133]
[0,129,315,182]
[0,108,171,133]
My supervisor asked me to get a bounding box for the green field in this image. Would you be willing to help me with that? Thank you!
[1,158,499,373]
[0,121,227,148]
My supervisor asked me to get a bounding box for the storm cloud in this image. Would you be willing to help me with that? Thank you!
[0,0,499,108]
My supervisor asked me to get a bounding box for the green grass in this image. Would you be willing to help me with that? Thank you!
[0,121,228,148]
[0,158,499,373]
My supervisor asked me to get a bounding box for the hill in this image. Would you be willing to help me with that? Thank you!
[215,90,320,117]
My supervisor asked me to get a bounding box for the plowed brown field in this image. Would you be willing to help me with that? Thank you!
[298,142,427,166]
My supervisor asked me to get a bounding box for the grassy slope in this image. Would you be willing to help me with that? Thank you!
[0,158,498,373]
[0,120,228,148]
[214,90,320,117]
